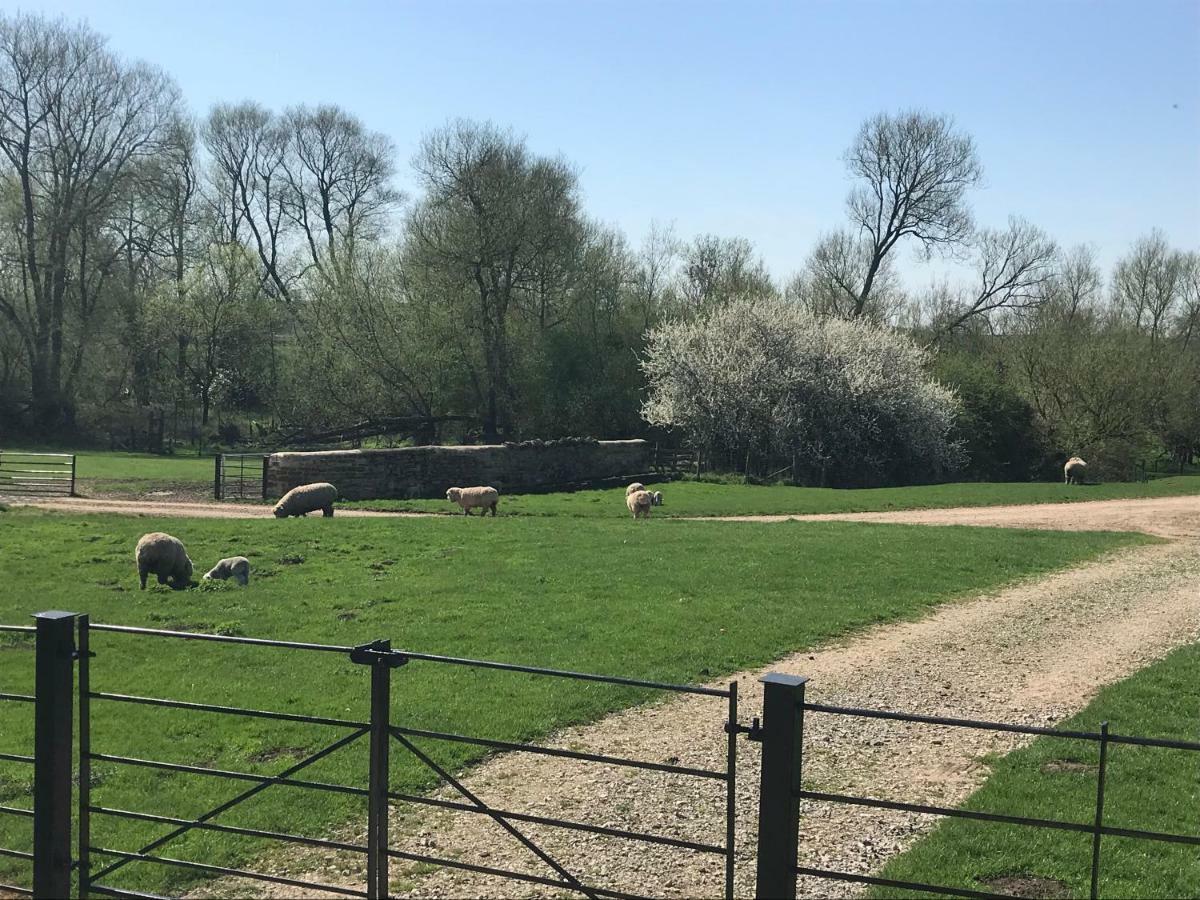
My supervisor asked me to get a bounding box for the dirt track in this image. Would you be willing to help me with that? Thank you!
[708,493,1200,539]
[182,494,1200,899]
[8,493,1200,538]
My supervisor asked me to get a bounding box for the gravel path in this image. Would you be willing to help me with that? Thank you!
[184,497,1200,899]
[708,493,1200,539]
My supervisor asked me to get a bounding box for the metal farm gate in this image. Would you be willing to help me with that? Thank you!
[1,613,740,900]
[0,452,75,497]
[214,454,269,501]
[3,612,1199,899]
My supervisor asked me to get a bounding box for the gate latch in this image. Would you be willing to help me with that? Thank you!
[349,640,408,668]
[725,717,762,743]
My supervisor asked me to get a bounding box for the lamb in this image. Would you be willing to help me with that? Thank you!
[135,532,193,590]
[273,482,338,518]
[625,482,645,496]
[626,489,653,519]
[446,485,499,516]
[1063,457,1088,485]
[650,490,664,506]
[203,556,251,586]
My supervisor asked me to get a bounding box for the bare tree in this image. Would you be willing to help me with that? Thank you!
[678,234,775,309]
[843,110,983,317]
[786,229,903,320]
[280,104,401,286]
[0,12,180,429]
[406,119,584,439]
[926,218,1058,342]
[1112,230,1187,344]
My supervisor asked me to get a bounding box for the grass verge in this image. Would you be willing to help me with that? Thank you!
[348,476,1200,519]
[871,642,1200,899]
[0,509,1149,894]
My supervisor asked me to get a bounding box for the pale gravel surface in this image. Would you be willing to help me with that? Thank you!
[182,497,1200,899]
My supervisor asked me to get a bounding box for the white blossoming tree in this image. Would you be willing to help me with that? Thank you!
[640,298,963,485]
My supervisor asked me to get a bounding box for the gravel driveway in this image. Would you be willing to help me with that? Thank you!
[185,496,1200,899]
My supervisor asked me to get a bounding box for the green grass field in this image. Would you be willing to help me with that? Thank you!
[0,509,1149,894]
[350,475,1200,519]
[872,642,1200,899]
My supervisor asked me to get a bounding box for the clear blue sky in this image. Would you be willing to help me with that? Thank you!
[22,0,1200,283]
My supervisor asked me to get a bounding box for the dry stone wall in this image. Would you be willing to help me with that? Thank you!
[265,440,650,501]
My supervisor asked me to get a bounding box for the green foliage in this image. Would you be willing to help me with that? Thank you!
[936,353,1052,481]
[873,642,1200,898]
[0,511,1143,893]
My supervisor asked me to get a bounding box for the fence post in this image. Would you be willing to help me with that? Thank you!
[754,673,807,900]
[213,454,222,500]
[261,454,271,501]
[32,611,77,900]
[69,454,76,497]
[367,641,392,900]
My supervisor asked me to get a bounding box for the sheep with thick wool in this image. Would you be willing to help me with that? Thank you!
[625,482,645,496]
[1063,457,1088,485]
[626,489,653,519]
[273,482,338,518]
[135,532,193,590]
[446,485,499,516]
[204,556,251,586]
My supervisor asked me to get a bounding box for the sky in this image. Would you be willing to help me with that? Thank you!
[17,0,1200,286]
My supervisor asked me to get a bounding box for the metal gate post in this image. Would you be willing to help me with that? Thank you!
[351,639,406,900]
[213,454,222,500]
[754,673,807,900]
[261,454,270,501]
[32,611,77,900]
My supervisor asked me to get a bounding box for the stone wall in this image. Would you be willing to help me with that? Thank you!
[265,440,650,501]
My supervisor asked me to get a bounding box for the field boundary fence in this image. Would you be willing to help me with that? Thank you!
[752,676,1200,900]
[4,614,1198,899]
[0,452,74,498]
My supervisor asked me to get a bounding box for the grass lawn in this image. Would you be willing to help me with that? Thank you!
[872,642,1200,899]
[349,475,1200,519]
[0,509,1150,895]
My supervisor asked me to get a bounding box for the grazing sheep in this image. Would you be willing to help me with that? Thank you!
[625,482,645,497]
[135,532,193,590]
[1064,457,1088,485]
[650,490,664,506]
[626,489,653,519]
[203,556,251,586]
[446,485,499,516]
[273,482,338,518]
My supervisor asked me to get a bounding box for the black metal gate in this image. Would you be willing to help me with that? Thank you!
[0,452,75,497]
[2,613,739,899]
[214,454,269,501]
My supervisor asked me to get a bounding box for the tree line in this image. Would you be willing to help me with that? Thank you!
[0,13,1195,484]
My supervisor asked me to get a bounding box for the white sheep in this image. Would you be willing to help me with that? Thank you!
[626,489,653,519]
[1063,457,1088,485]
[203,556,251,586]
[650,490,663,506]
[135,532,193,590]
[625,482,645,497]
[447,485,499,516]
[273,482,338,518]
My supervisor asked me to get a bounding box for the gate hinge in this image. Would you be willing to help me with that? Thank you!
[349,640,408,668]
[725,717,762,743]
[73,649,96,660]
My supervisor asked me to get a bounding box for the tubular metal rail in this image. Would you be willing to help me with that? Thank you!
[0,624,35,897]
[0,452,74,497]
[2,615,738,899]
[771,687,1200,900]
[213,453,269,501]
